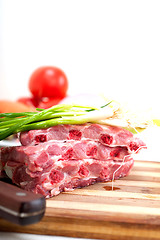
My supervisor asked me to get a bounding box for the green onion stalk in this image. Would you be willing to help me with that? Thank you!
[0,102,159,141]
[0,103,113,141]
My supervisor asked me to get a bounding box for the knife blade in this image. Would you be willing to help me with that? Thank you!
[0,180,46,225]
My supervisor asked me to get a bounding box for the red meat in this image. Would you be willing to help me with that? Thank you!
[19,124,145,153]
[3,156,134,198]
[0,124,146,198]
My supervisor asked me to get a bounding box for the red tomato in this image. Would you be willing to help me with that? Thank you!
[28,66,68,98]
[17,97,39,107]
[37,97,62,109]
[17,96,63,109]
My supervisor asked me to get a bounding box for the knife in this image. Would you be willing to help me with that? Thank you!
[0,180,46,226]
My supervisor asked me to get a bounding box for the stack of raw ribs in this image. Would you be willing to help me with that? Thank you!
[0,124,146,198]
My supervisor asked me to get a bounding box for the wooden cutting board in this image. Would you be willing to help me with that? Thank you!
[0,160,160,240]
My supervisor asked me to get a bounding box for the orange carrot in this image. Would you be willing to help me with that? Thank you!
[0,100,36,113]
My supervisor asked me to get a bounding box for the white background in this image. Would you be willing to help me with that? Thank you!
[0,0,160,115]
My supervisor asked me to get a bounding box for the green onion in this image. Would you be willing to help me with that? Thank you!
[1,101,156,141]
[153,119,160,127]
[0,103,113,141]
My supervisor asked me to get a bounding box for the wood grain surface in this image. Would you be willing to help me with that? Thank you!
[1,160,160,240]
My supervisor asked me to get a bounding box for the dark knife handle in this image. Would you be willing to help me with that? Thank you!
[0,181,46,225]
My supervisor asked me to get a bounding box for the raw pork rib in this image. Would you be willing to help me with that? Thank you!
[0,124,146,198]
[20,124,145,153]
